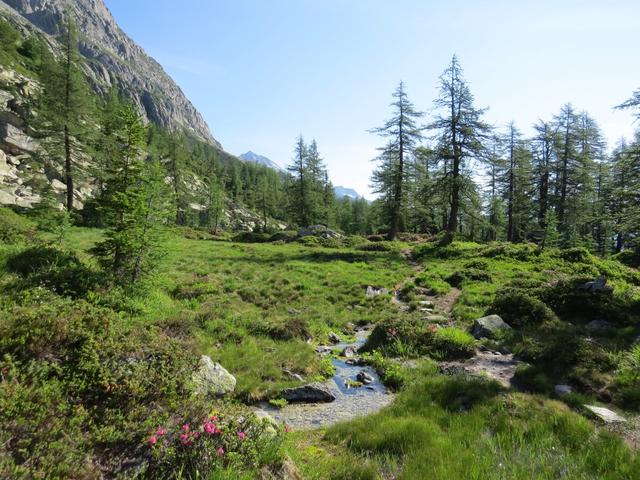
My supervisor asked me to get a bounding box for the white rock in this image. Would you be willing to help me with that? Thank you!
[584,405,626,424]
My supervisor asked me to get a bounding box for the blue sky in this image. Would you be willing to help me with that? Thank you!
[105,0,639,198]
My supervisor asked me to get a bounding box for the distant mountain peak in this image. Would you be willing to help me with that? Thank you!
[334,186,361,200]
[239,151,284,172]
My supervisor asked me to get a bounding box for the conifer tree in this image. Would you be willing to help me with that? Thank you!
[92,103,170,284]
[37,12,93,211]
[370,82,423,240]
[429,56,489,243]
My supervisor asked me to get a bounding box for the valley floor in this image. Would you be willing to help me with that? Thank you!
[1,221,640,478]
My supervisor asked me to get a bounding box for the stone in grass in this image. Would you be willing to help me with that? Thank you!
[282,384,336,403]
[584,405,626,424]
[472,315,512,339]
[328,332,341,344]
[366,286,389,298]
[554,385,573,396]
[585,320,614,332]
[192,355,236,397]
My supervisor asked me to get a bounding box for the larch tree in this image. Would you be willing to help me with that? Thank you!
[370,81,423,240]
[37,12,94,211]
[429,55,489,243]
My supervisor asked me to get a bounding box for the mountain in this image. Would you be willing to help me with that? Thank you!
[0,0,218,145]
[334,185,362,200]
[239,151,284,172]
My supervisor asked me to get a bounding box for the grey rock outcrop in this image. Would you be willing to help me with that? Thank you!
[0,0,218,145]
[471,314,512,339]
[192,355,236,397]
[584,405,626,424]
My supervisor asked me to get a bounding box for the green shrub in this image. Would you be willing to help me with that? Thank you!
[0,207,35,244]
[6,246,97,298]
[414,272,451,295]
[512,364,553,393]
[145,412,284,478]
[232,231,271,243]
[431,327,476,359]
[269,230,298,242]
[613,248,640,268]
[445,268,492,288]
[490,291,557,327]
[361,351,409,391]
[613,344,640,410]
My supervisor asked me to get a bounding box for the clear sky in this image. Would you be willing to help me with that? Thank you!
[105,0,639,198]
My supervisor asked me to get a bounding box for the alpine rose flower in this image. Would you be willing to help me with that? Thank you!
[156,427,167,436]
[237,431,246,440]
[217,447,225,456]
[149,435,157,447]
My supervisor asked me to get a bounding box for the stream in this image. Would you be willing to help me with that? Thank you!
[255,328,394,429]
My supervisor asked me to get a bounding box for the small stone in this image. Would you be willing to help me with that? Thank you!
[356,370,374,385]
[366,286,389,298]
[584,405,626,424]
[315,345,333,356]
[328,332,341,344]
[342,346,357,358]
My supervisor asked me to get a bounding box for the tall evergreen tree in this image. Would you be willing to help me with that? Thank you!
[429,56,490,243]
[370,81,423,240]
[37,12,93,211]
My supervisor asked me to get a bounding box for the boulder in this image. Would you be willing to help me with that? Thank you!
[298,225,342,238]
[471,315,512,339]
[366,286,389,298]
[554,384,573,396]
[0,122,37,155]
[579,277,613,294]
[192,355,236,397]
[584,405,626,424]
[282,384,335,403]
[315,345,333,356]
[356,371,374,385]
[586,320,614,332]
[328,332,341,344]
[342,346,358,358]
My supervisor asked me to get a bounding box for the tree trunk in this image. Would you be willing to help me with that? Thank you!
[64,125,73,211]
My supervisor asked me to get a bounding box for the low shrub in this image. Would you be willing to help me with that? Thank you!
[145,413,285,478]
[414,272,451,295]
[613,248,640,268]
[5,246,98,298]
[445,268,492,288]
[0,207,35,244]
[232,232,271,243]
[490,291,557,327]
[269,230,298,242]
[431,327,476,359]
[512,364,553,393]
[361,351,409,391]
[613,344,640,410]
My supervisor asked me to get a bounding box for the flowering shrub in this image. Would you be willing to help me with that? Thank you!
[146,412,287,478]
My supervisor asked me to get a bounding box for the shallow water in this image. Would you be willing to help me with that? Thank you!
[255,329,394,429]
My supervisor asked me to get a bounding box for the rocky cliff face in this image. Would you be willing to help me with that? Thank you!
[0,0,219,146]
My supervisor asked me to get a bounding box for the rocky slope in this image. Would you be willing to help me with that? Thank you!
[0,0,218,145]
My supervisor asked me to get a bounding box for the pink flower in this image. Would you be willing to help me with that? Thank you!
[192,431,200,439]
[217,447,225,456]
[215,428,222,436]
[149,435,157,447]
[204,422,216,435]
[156,427,167,437]
[182,423,190,432]
[237,431,246,440]
[284,425,292,433]
[211,415,219,422]
[180,433,190,445]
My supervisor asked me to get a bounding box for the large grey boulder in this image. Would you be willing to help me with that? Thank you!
[0,122,37,155]
[472,314,512,339]
[282,383,336,403]
[298,225,342,239]
[192,355,236,397]
[584,405,626,424]
[554,384,573,396]
[579,277,613,294]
